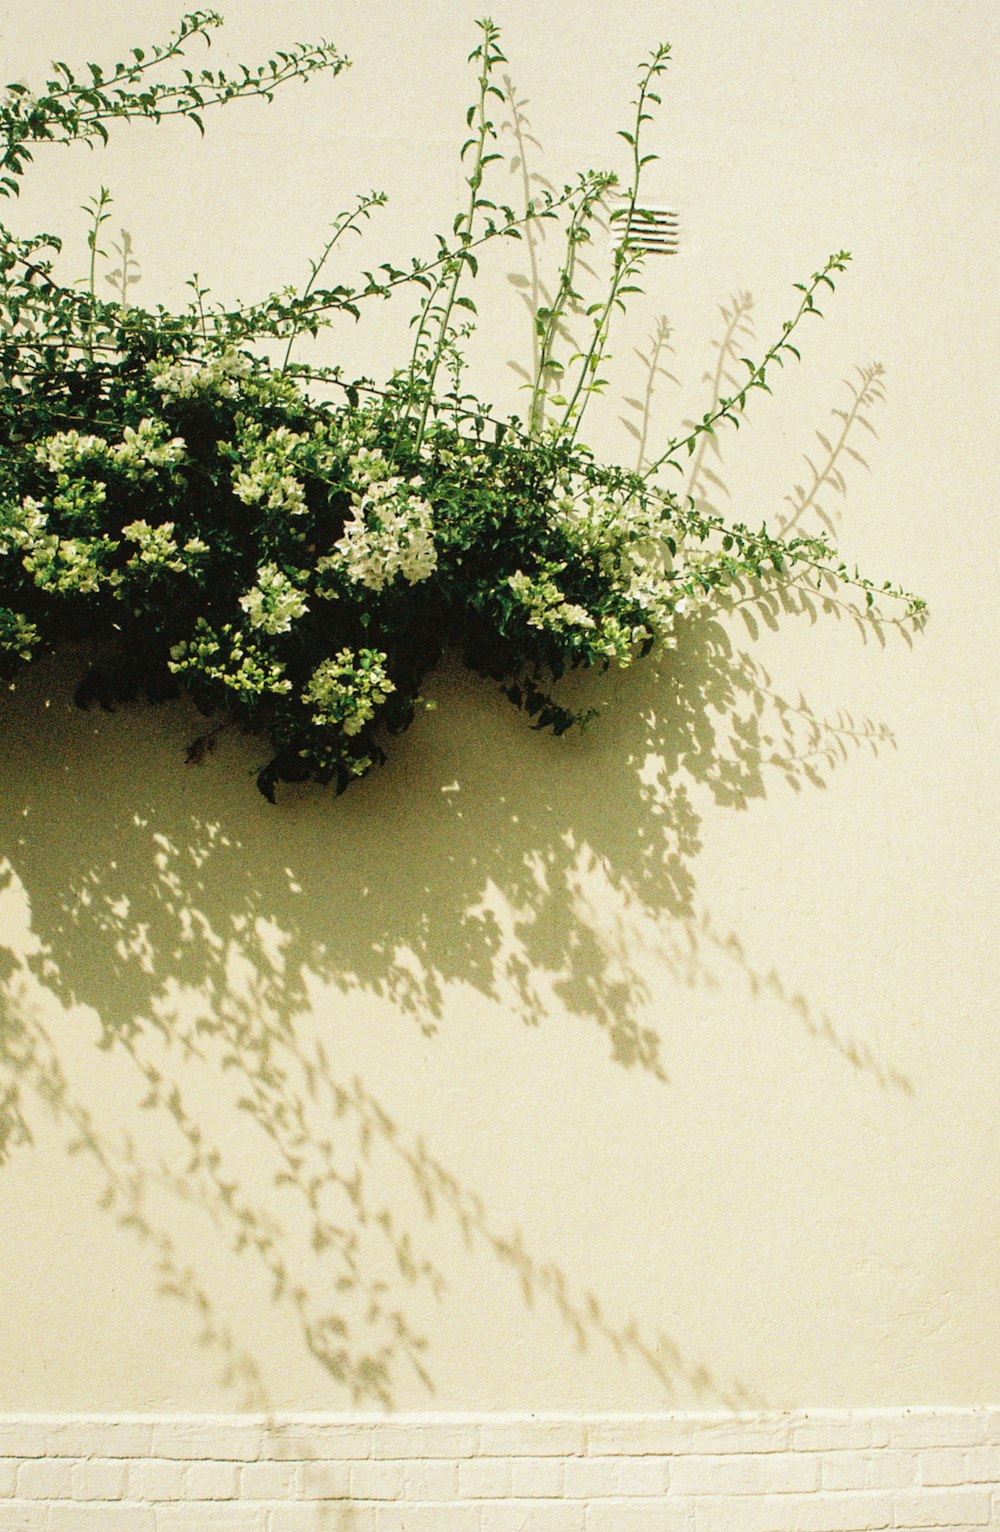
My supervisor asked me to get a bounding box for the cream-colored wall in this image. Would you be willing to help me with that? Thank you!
[0,0,997,1414]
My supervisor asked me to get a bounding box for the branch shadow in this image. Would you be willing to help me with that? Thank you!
[0,561,911,1412]
[778,363,886,539]
[621,313,681,472]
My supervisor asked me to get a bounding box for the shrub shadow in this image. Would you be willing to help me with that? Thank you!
[0,586,908,1411]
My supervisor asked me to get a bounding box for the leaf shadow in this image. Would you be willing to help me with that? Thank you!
[0,581,911,1410]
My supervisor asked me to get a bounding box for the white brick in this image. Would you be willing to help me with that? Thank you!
[0,1426,52,1460]
[0,1420,155,1459]
[694,1492,892,1531]
[561,1455,619,1499]
[509,1455,564,1498]
[264,1424,372,1460]
[587,1418,685,1456]
[669,1452,766,1496]
[350,1513,385,1532]
[130,1458,189,1501]
[271,1505,375,1532]
[458,1455,514,1498]
[298,1459,352,1499]
[917,1447,968,1485]
[83,1421,158,1458]
[240,1459,302,1499]
[155,1504,265,1531]
[374,1505,479,1532]
[921,1444,1000,1484]
[587,1501,691,1532]
[479,1420,585,1457]
[349,1460,407,1500]
[0,1504,49,1531]
[47,1506,155,1532]
[676,1448,818,1497]
[481,1504,586,1532]
[888,1411,986,1449]
[793,1416,881,1452]
[768,1451,823,1492]
[184,1458,240,1498]
[892,1488,992,1526]
[822,1453,869,1491]
[0,1459,17,1496]
[151,1423,262,1461]
[595,1507,657,1532]
[397,1458,460,1500]
[864,1449,917,1490]
[371,1423,477,1459]
[71,1457,129,1499]
[15,1456,75,1498]
[614,1455,670,1495]
[689,1418,793,1454]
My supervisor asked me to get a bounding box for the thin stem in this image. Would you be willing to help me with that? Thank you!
[216,183,574,341]
[502,76,545,393]
[556,43,670,446]
[412,19,504,456]
[643,253,851,482]
[529,175,612,437]
[83,186,111,361]
[281,191,386,372]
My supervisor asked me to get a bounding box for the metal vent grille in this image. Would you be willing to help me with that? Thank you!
[611,204,679,256]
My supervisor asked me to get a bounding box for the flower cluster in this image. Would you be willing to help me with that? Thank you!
[148,348,253,401]
[507,565,596,633]
[1,496,114,596]
[168,620,293,705]
[34,419,185,482]
[303,648,395,735]
[33,430,106,474]
[238,563,309,634]
[0,605,38,663]
[319,448,437,593]
[121,520,204,574]
[232,424,309,516]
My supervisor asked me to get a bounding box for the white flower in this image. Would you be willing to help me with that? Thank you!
[110,417,186,475]
[121,519,185,571]
[321,474,437,593]
[231,425,308,515]
[168,619,292,702]
[302,648,394,734]
[34,431,108,473]
[238,563,308,634]
[506,565,595,633]
[149,348,252,400]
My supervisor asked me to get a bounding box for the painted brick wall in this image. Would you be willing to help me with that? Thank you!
[1,1411,999,1530]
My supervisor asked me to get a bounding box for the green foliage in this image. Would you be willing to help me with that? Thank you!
[0,15,925,798]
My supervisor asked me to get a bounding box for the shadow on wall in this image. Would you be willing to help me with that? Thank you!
[0,564,910,1416]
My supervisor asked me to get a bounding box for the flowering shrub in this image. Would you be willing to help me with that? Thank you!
[0,12,924,798]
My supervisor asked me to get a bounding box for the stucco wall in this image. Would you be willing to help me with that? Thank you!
[0,0,997,1424]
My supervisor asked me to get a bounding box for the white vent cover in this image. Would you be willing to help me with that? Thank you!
[611,204,679,256]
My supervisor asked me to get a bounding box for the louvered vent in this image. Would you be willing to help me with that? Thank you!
[610,204,679,256]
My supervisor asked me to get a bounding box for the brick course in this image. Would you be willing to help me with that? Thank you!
[0,1410,998,1529]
